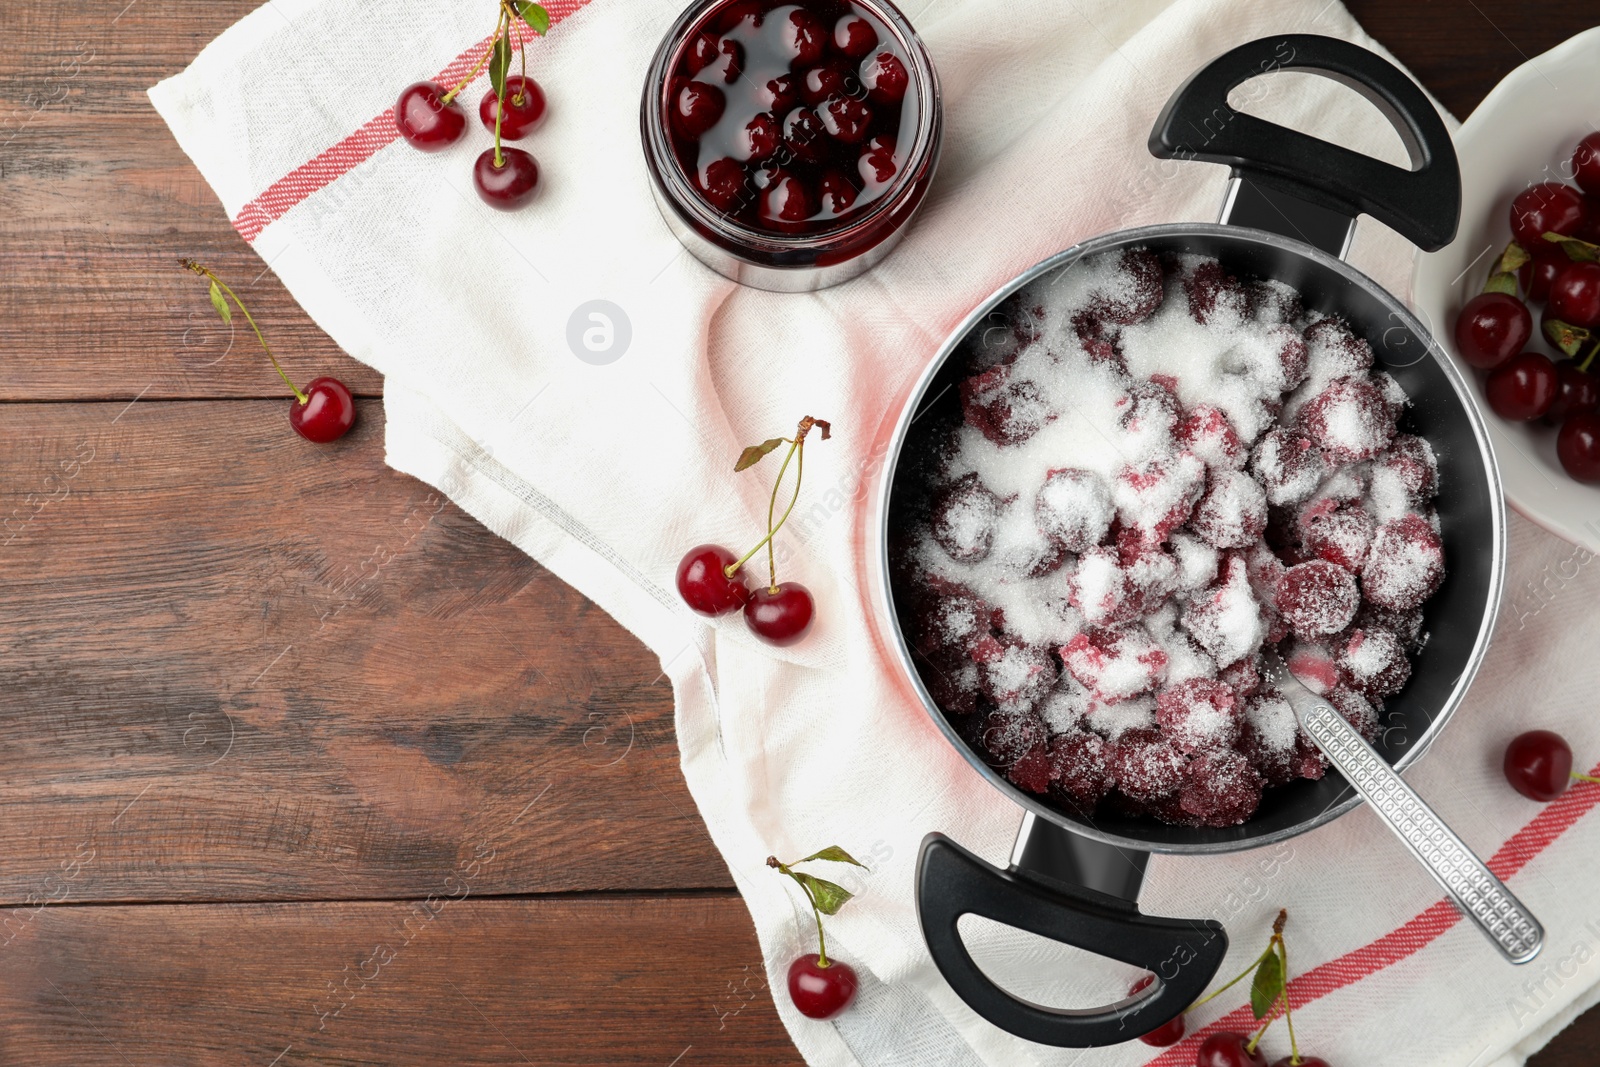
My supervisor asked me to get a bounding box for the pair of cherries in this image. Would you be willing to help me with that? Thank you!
[677,545,815,645]
[395,73,547,209]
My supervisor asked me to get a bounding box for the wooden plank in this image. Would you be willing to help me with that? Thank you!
[0,895,804,1066]
[0,1,1587,401]
[0,399,728,902]
[0,1,379,400]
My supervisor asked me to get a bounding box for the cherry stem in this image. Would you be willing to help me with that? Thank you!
[724,438,805,583]
[181,260,307,405]
[1572,772,1600,785]
[493,8,509,167]
[442,28,501,105]
[1579,341,1600,374]
[769,857,830,967]
[1184,942,1275,1012]
[1245,1006,1276,1054]
[1278,937,1300,1064]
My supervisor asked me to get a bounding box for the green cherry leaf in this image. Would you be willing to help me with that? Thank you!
[1482,272,1519,297]
[515,1,550,35]
[734,437,786,472]
[1545,317,1592,357]
[1544,231,1600,263]
[1249,950,1284,1021]
[491,33,512,99]
[792,872,853,915]
[799,845,866,868]
[1494,241,1532,275]
[208,279,232,324]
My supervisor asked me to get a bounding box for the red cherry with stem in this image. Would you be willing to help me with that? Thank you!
[1559,409,1600,482]
[473,147,540,209]
[859,51,909,104]
[1519,245,1569,303]
[290,377,356,443]
[1196,1032,1268,1067]
[1454,292,1532,369]
[1484,351,1558,421]
[1504,730,1576,801]
[1542,363,1600,425]
[394,81,467,150]
[676,544,751,615]
[1574,133,1600,197]
[1550,261,1600,327]
[745,582,815,645]
[787,954,857,1019]
[672,80,726,140]
[479,75,546,140]
[1126,975,1184,1047]
[1270,1058,1330,1067]
[1510,181,1587,248]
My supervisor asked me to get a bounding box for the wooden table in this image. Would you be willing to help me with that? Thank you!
[0,0,1593,1062]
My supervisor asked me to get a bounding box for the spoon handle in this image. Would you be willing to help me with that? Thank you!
[1298,699,1543,964]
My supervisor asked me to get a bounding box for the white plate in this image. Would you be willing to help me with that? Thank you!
[1411,26,1600,553]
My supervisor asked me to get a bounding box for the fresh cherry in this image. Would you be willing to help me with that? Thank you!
[479,75,547,140]
[1454,292,1532,369]
[787,953,857,1019]
[394,81,467,150]
[1518,245,1568,303]
[473,147,540,209]
[290,377,356,443]
[745,582,815,644]
[1484,351,1558,421]
[676,544,751,615]
[1550,261,1600,327]
[1196,1032,1267,1067]
[1510,181,1587,248]
[1127,975,1184,1047]
[1575,133,1600,197]
[1504,730,1574,802]
[1559,409,1600,482]
[1543,363,1600,425]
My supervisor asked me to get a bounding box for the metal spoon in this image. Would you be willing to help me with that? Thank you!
[1262,652,1543,964]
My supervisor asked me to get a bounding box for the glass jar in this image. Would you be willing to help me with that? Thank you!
[641,0,942,292]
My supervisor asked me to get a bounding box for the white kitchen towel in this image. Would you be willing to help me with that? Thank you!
[149,0,1600,1063]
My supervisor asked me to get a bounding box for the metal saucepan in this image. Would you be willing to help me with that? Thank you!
[872,34,1543,1048]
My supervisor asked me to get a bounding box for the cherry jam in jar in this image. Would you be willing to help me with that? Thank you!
[642,0,941,292]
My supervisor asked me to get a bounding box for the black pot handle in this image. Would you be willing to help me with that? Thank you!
[917,832,1227,1047]
[1148,34,1460,252]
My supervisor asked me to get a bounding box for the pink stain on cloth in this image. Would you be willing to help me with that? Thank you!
[149,0,1600,1064]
